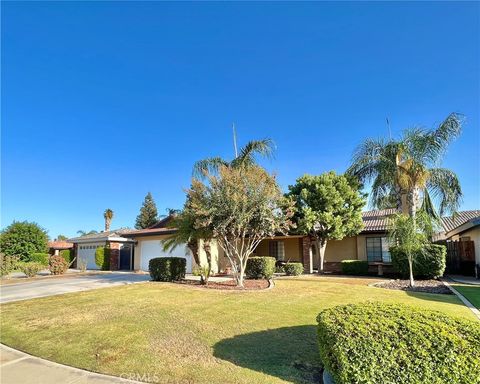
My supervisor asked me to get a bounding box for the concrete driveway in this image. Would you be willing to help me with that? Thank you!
[0,273,150,304]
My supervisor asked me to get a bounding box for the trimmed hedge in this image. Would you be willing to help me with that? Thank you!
[149,257,186,282]
[59,249,74,264]
[17,262,44,277]
[95,247,110,270]
[390,244,446,279]
[29,252,50,266]
[341,260,368,275]
[317,302,480,384]
[283,262,303,276]
[245,256,276,279]
[49,255,69,275]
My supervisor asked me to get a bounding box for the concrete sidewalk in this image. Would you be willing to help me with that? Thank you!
[0,344,143,384]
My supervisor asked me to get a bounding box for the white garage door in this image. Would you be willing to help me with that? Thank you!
[140,240,192,273]
[77,243,104,270]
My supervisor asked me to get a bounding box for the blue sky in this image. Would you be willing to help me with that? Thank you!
[2,1,479,239]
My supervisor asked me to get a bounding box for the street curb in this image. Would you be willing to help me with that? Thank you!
[441,279,480,321]
[0,343,146,383]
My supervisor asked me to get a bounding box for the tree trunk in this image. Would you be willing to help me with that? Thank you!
[408,253,415,287]
[407,188,420,218]
[237,265,245,288]
[188,240,203,284]
[203,240,212,285]
[316,239,327,274]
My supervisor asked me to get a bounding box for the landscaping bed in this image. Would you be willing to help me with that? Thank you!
[374,279,451,294]
[177,278,270,290]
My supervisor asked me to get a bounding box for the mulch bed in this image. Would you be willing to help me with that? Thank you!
[176,279,270,290]
[374,279,452,294]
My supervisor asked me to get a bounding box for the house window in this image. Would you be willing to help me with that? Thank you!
[269,241,285,261]
[366,237,391,263]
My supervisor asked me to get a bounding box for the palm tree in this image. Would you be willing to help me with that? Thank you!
[76,230,98,236]
[347,113,463,219]
[103,209,114,232]
[193,138,275,178]
[161,204,213,284]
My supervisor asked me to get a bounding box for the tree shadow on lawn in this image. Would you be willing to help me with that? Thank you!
[213,325,321,384]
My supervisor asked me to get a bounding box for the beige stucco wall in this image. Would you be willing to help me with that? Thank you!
[253,238,302,262]
[324,236,358,262]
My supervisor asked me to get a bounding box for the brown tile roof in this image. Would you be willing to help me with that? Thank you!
[68,228,132,242]
[48,241,73,249]
[361,208,398,232]
[122,227,177,237]
[441,210,480,233]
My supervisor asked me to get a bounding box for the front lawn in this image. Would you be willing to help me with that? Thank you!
[452,283,480,309]
[0,276,476,384]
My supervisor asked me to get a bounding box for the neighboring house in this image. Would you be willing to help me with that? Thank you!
[48,240,73,256]
[68,229,134,270]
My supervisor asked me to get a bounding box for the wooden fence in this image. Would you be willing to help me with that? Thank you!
[436,240,476,276]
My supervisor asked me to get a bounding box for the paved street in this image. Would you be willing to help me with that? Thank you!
[0,273,150,304]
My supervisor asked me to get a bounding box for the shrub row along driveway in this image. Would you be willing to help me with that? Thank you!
[0,273,150,304]
[1,276,476,384]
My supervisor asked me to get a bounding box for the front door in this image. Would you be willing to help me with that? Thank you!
[119,244,132,270]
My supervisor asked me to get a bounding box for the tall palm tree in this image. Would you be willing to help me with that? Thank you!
[103,209,114,232]
[347,113,463,219]
[193,138,275,178]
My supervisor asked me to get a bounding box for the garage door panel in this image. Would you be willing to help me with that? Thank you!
[140,240,192,273]
[77,243,103,270]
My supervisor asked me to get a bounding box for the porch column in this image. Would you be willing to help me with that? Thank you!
[301,236,313,274]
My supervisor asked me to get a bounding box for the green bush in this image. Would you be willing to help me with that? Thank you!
[0,254,19,277]
[390,244,446,279]
[29,252,50,266]
[317,302,480,384]
[17,262,44,277]
[149,257,186,282]
[341,260,368,275]
[95,247,110,270]
[0,221,48,261]
[283,262,303,276]
[245,256,276,279]
[59,249,73,264]
[49,255,69,275]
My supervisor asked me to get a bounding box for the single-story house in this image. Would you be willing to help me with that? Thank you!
[68,209,478,275]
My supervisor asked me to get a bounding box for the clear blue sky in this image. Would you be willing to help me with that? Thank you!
[2,2,479,239]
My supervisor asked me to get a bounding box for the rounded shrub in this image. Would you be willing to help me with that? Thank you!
[245,256,276,279]
[341,260,368,275]
[149,257,186,282]
[317,302,480,384]
[283,262,303,276]
[17,262,44,277]
[95,247,110,270]
[29,252,50,266]
[59,249,73,264]
[390,244,446,279]
[49,255,69,275]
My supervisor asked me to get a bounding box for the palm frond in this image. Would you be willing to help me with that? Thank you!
[427,168,462,216]
[192,157,228,178]
[231,138,275,168]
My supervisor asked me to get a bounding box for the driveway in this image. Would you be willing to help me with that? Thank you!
[0,273,150,304]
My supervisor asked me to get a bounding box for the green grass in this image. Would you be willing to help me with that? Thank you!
[452,283,480,309]
[0,276,476,384]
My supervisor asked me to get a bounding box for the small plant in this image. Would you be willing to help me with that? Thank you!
[283,262,304,276]
[95,247,110,270]
[341,260,369,275]
[49,255,69,275]
[17,261,44,277]
[0,254,19,277]
[29,252,50,266]
[391,244,446,279]
[149,257,186,282]
[245,256,276,280]
[77,257,87,272]
[192,264,211,284]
